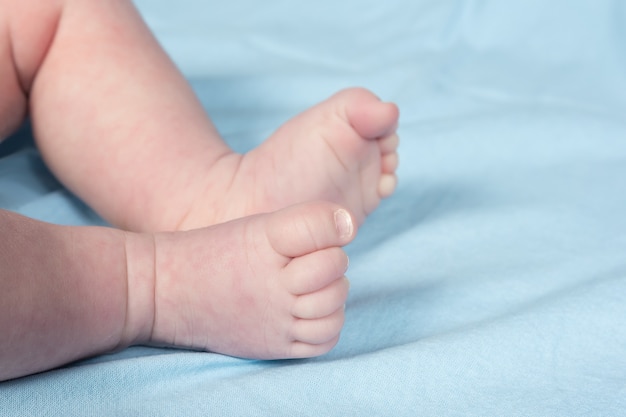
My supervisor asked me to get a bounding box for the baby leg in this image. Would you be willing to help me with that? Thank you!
[4,0,231,230]
[0,201,355,380]
[4,0,400,234]
[0,1,31,140]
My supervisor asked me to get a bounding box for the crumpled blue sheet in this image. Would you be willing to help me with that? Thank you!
[2,1,626,415]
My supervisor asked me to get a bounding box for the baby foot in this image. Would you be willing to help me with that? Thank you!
[179,87,399,230]
[141,201,355,359]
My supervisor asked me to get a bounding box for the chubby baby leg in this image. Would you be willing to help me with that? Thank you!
[129,201,356,359]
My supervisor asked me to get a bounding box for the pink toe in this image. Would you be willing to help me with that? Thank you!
[378,174,398,198]
[289,335,341,358]
[266,202,357,258]
[339,88,400,140]
[381,152,399,174]
[291,307,345,345]
[379,133,400,154]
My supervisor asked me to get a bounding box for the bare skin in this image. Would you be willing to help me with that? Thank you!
[149,202,355,359]
[178,88,399,230]
[1,202,355,381]
[0,0,398,380]
[15,0,399,231]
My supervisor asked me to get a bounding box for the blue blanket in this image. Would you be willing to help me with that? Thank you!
[2,1,626,415]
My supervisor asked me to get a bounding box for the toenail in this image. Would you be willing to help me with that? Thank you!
[334,209,353,239]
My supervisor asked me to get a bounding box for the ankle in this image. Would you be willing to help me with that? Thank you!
[119,231,157,348]
[173,151,244,230]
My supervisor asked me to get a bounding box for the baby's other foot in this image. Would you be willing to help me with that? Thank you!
[147,201,356,359]
[180,87,399,230]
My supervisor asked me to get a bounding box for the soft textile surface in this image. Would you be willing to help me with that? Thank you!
[2,1,626,415]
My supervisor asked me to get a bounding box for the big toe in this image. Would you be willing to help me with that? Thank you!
[337,87,399,140]
[266,202,357,258]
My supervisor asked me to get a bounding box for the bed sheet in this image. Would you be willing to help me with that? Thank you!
[2,1,626,415]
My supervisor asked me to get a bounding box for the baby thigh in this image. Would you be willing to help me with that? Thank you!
[0,0,65,140]
[0,17,26,141]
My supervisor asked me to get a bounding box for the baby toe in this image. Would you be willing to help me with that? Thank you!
[289,335,341,358]
[381,151,399,174]
[266,202,357,259]
[378,174,398,198]
[291,276,350,319]
[283,247,349,295]
[338,88,400,140]
[291,307,345,345]
[379,133,399,155]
